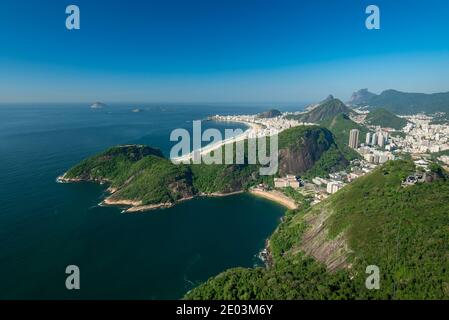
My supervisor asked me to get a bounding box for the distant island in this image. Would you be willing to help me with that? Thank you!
[90,102,107,109]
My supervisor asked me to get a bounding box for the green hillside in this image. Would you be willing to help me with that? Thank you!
[320,113,368,161]
[353,89,449,114]
[186,161,449,300]
[288,98,354,123]
[365,108,408,130]
[62,126,350,206]
[64,145,197,205]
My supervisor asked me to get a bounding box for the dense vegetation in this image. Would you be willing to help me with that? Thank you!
[186,160,449,299]
[351,89,449,114]
[365,108,408,130]
[319,113,367,161]
[65,145,197,204]
[287,98,354,123]
[63,126,351,205]
[277,126,349,178]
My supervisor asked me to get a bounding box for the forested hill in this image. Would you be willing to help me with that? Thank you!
[365,108,408,130]
[349,89,449,114]
[185,160,449,299]
[61,126,350,208]
[319,113,367,161]
[288,98,354,123]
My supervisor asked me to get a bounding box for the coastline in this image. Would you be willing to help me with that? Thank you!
[103,189,296,214]
[59,171,297,213]
[249,188,297,210]
[106,191,247,213]
[171,119,263,163]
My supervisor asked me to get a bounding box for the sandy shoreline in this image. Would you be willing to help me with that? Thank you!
[171,119,264,163]
[59,172,296,213]
[249,188,297,210]
[58,170,297,213]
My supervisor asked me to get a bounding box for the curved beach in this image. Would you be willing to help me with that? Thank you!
[249,188,297,210]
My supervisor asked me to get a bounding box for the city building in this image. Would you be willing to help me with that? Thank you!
[326,181,344,194]
[274,175,300,189]
[378,132,385,148]
[349,129,360,149]
[312,177,329,186]
[371,133,377,146]
[366,132,372,145]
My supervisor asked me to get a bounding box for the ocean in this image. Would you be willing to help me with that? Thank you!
[0,103,290,299]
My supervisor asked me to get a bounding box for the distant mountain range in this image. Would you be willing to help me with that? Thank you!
[348,89,449,114]
[348,89,377,105]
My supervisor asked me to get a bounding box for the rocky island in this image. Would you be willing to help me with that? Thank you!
[90,102,107,109]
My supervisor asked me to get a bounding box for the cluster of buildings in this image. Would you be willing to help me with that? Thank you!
[217,109,449,207]
[303,163,374,204]
[326,181,344,194]
[349,128,391,150]
[358,147,396,164]
[394,114,449,154]
[310,174,347,196]
[365,131,389,148]
[349,129,360,149]
[274,175,302,188]
[348,128,396,164]
[211,113,308,138]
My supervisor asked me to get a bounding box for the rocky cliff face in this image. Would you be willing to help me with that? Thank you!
[278,127,342,176]
[348,88,377,105]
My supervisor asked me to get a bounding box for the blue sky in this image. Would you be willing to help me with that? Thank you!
[0,0,448,103]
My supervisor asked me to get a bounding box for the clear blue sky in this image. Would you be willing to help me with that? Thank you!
[0,0,448,103]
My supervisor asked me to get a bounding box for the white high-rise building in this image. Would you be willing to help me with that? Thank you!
[327,181,343,194]
[371,133,377,146]
[349,129,360,149]
[366,132,372,145]
[378,132,385,147]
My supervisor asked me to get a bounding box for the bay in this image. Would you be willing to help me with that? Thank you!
[0,103,287,299]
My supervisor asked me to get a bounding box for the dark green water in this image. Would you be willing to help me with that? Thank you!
[0,104,285,299]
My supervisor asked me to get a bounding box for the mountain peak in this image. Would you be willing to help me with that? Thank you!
[297,98,353,123]
[321,94,334,104]
[348,89,377,105]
